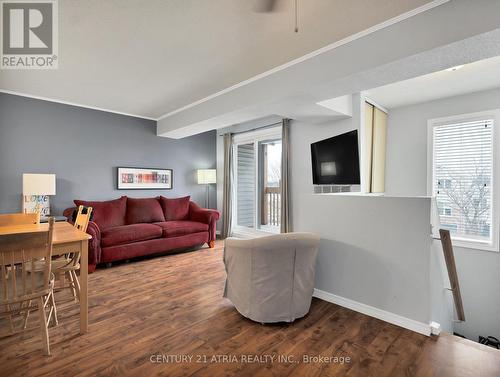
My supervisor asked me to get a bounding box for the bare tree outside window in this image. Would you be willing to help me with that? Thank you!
[267,142,282,187]
[437,162,491,237]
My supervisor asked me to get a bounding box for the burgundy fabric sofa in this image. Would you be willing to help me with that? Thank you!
[63,196,219,273]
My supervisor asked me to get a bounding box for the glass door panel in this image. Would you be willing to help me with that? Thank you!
[258,139,281,231]
[236,143,255,228]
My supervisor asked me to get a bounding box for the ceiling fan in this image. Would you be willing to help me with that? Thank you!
[253,0,299,33]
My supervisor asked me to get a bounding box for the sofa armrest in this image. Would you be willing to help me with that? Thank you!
[85,221,102,267]
[63,207,76,223]
[189,201,220,243]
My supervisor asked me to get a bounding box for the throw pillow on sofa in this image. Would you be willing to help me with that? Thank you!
[159,195,190,221]
[126,197,165,224]
[74,196,127,230]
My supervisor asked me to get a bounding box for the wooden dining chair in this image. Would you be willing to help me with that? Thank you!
[52,206,92,301]
[0,212,40,227]
[0,218,57,356]
[0,213,41,279]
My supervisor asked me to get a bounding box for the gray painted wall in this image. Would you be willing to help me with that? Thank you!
[385,87,500,341]
[290,118,439,332]
[0,93,217,215]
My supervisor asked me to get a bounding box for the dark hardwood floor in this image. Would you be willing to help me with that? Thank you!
[1,241,499,376]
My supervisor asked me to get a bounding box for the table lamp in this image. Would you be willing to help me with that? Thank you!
[22,173,56,216]
[197,169,216,208]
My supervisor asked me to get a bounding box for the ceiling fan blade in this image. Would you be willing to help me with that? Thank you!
[253,0,278,13]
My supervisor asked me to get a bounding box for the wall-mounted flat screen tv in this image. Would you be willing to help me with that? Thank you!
[311,130,360,185]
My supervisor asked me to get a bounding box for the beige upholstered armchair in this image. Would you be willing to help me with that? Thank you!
[223,232,320,323]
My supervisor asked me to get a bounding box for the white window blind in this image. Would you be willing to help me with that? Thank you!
[432,119,494,244]
[236,143,255,228]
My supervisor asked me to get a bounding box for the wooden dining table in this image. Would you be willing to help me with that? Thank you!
[0,221,91,334]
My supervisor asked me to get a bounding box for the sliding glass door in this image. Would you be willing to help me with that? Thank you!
[233,127,282,234]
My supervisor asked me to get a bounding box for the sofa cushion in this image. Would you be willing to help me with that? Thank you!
[159,196,190,221]
[100,232,210,263]
[153,220,208,238]
[126,197,165,224]
[74,196,127,230]
[101,224,163,247]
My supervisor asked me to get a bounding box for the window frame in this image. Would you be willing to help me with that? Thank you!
[232,126,282,238]
[427,110,499,252]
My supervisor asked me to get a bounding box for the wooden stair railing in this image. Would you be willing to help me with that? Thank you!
[439,229,465,322]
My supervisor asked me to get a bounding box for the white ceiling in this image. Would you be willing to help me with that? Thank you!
[0,0,434,119]
[156,0,500,138]
[364,55,500,109]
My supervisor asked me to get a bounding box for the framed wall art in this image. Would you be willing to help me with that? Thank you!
[117,167,173,190]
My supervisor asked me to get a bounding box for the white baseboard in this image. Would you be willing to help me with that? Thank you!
[313,288,432,336]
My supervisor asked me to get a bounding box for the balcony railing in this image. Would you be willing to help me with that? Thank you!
[262,186,281,228]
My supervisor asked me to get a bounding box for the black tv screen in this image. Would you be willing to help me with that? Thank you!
[311,130,360,185]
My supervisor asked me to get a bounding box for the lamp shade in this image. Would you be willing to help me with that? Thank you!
[197,169,216,184]
[23,174,56,195]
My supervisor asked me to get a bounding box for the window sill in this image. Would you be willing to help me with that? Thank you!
[452,239,498,253]
[431,234,499,252]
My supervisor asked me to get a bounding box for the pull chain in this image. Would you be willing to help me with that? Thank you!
[294,0,299,33]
